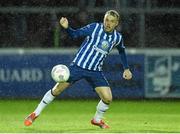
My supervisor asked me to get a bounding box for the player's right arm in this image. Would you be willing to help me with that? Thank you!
[59,17,96,38]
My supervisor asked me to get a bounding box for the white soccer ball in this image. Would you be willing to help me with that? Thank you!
[51,64,70,82]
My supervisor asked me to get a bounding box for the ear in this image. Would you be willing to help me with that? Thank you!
[115,21,119,27]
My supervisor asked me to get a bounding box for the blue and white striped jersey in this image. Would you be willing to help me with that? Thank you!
[66,22,127,71]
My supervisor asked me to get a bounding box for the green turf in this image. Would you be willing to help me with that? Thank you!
[0,99,180,133]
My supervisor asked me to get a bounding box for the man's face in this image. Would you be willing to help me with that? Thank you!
[103,14,119,33]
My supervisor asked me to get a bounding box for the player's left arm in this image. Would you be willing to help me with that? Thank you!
[116,38,132,80]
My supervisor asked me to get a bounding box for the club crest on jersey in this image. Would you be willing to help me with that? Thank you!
[98,39,110,52]
[101,41,109,50]
[93,40,110,55]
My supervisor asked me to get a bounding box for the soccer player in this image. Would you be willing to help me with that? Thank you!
[24,10,132,129]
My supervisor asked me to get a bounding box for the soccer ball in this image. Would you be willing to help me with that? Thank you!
[51,64,70,82]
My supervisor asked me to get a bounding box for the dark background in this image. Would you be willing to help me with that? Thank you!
[0,0,179,48]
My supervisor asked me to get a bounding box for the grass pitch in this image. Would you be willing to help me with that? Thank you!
[0,99,180,133]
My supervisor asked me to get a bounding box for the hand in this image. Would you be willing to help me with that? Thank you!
[59,17,68,29]
[123,69,132,80]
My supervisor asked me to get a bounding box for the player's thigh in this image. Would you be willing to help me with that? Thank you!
[67,64,84,84]
[95,86,112,103]
[52,82,70,95]
[52,65,83,95]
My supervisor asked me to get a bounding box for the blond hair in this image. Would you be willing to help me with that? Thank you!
[105,10,120,21]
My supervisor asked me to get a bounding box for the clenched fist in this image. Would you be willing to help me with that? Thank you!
[59,17,69,29]
[123,69,132,80]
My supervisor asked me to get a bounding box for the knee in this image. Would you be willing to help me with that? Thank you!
[102,95,112,104]
[51,84,58,96]
[52,83,69,96]
[52,88,61,96]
